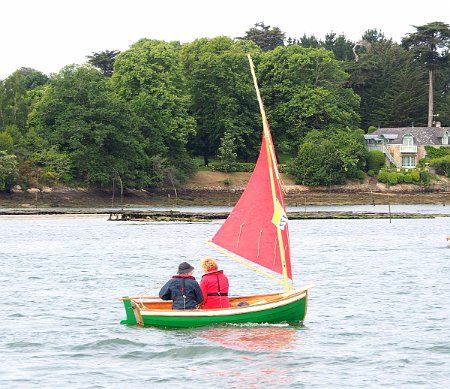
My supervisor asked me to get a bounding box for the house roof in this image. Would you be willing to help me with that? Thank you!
[369,127,449,145]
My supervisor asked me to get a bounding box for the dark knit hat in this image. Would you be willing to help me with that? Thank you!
[178,262,194,274]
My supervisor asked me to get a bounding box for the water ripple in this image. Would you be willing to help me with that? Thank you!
[1,214,449,388]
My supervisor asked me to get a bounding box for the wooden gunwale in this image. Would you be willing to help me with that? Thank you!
[126,285,313,315]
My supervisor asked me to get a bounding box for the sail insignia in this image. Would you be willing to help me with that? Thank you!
[272,198,288,230]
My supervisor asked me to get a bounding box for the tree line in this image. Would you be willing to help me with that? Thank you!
[0,21,449,191]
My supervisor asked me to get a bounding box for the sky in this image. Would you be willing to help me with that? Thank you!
[1,0,449,80]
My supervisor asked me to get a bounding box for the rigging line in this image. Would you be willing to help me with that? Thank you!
[190,244,206,259]
[257,230,262,258]
[273,237,277,266]
[205,240,285,286]
[279,175,289,196]
[182,239,211,263]
[236,222,244,248]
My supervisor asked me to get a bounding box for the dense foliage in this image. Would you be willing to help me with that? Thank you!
[258,46,361,155]
[30,65,149,187]
[0,151,18,190]
[291,129,367,185]
[182,37,261,165]
[1,21,449,191]
[402,22,450,126]
[367,150,386,175]
[112,39,197,185]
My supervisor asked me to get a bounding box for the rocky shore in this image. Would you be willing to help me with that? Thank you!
[0,171,449,209]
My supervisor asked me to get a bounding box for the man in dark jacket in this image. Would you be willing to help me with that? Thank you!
[159,262,204,309]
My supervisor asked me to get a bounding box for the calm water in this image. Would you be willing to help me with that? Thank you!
[1,207,449,388]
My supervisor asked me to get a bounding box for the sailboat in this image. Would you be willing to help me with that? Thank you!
[120,55,314,328]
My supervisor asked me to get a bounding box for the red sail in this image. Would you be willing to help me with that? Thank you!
[211,129,292,279]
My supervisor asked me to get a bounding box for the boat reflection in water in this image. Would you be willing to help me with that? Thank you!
[202,325,297,352]
[201,325,299,387]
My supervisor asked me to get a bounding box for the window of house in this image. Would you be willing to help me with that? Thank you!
[443,131,449,145]
[403,134,414,145]
[402,155,416,168]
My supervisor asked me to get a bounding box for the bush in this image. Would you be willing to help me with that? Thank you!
[0,151,19,191]
[387,172,398,185]
[420,171,431,186]
[293,140,346,186]
[403,174,413,183]
[424,146,450,159]
[356,170,366,180]
[377,169,389,183]
[411,169,420,182]
[376,168,432,186]
[278,164,289,174]
[430,156,450,177]
[0,131,14,153]
[367,150,385,174]
[404,174,412,183]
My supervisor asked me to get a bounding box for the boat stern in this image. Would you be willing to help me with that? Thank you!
[120,297,138,325]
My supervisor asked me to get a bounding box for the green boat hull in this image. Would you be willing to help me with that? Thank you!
[121,288,310,328]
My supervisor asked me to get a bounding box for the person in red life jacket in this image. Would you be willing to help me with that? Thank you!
[199,257,231,309]
[159,262,204,309]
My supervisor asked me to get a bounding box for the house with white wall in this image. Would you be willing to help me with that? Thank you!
[364,126,449,168]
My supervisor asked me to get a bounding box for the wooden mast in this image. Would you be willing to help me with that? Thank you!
[247,54,291,293]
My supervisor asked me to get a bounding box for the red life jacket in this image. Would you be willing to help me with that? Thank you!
[200,270,231,309]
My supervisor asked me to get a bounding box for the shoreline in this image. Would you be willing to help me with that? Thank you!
[1,208,449,220]
[1,186,449,213]
[2,169,449,209]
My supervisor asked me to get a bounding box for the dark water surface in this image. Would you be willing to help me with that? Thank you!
[1,207,449,388]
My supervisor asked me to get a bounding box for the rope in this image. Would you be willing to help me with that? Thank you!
[257,230,262,258]
[236,223,244,248]
[273,237,277,266]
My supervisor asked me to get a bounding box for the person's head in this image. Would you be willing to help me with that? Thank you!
[178,261,194,275]
[200,257,218,273]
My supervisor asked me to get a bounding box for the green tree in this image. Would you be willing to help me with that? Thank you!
[292,140,342,185]
[347,40,428,129]
[433,61,450,125]
[182,37,261,164]
[217,131,238,172]
[402,21,450,126]
[288,34,320,48]
[362,29,386,43]
[17,127,48,157]
[30,146,72,185]
[332,128,368,177]
[288,32,354,61]
[113,39,196,182]
[258,45,361,154]
[239,22,285,51]
[367,150,385,174]
[0,68,48,131]
[322,32,354,61]
[0,151,18,191]
[30,64,148,187]
[86,50,120,77]
[292,128,367,185]
[0,131,14,152]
